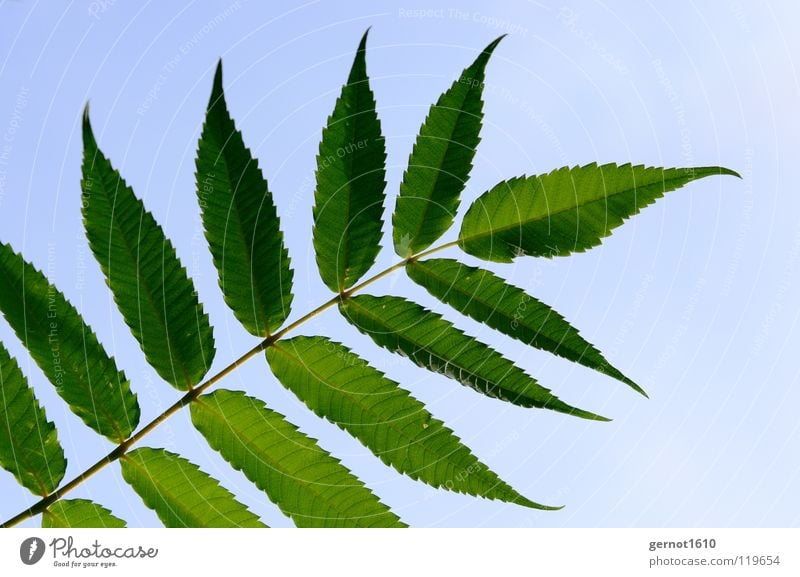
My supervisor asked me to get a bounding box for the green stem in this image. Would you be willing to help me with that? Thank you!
[0,240,458,528]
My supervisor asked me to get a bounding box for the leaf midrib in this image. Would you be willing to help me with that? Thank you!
[338,79,369,291]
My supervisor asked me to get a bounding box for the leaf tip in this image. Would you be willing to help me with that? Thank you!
[210,59,225,108]
[568,406,612,422]
[359,27,371,49]
[516,495,564,511]
[348,28,371,83]
[461,35,505,82]
[471,35,504,69]
[690,165,741,180]
[616,373,648,398]
[81,103,95,147]
[485,34,506,53]
[721,167,742,179]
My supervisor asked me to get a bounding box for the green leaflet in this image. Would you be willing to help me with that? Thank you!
[393,37,502,257]
[196,61,293,337]
[407,258,645,395]
[267,336,557,510]
[191,389,406,527]
[0,242,139,441]
[0,341,66,495]
[339,295,607,420]
[121,447,266,528]
[458,163,740,262]
[313,29,387,292]
[42,499,126,528]
[82,110,215,390]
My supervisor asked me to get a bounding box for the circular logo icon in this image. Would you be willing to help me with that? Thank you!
[19,537,46,565]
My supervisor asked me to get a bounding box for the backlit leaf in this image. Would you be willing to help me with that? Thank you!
[459,163,739,262]
[313,30,387,292]
[82,111,215,390]
[196,61,293,336]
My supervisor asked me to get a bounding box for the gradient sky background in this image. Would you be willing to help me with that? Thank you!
[1,0,799,528]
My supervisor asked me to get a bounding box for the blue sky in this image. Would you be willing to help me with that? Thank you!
[1,0,799,527]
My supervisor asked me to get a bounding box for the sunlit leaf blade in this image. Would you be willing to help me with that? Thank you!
[313,29,387,292]
[191,389,406,527]
[0,341,66,495]
[82,110,215,390]
[196,61,293,337]
[42,499,126,528]
[339,295,607,420]
[121,447,266,528]
[459,163,740,262]
[393,37,503,257]
[407,258,645,395]
[267,336,558,510]
[0,242,139,441]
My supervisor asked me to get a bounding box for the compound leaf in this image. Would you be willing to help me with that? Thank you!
[459,163,739,262]
[407,258,644,395]
[393,37,502,256]
[0,341,66,495]
[82,110,215,390]
[313,29,387,292]
[196,61,293,337]
[42,499,126,528]
[191,389,405,527]
[267,336,557,510]
[121,447,266,528]
[339,294,606,420]
[0,242,139,441]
